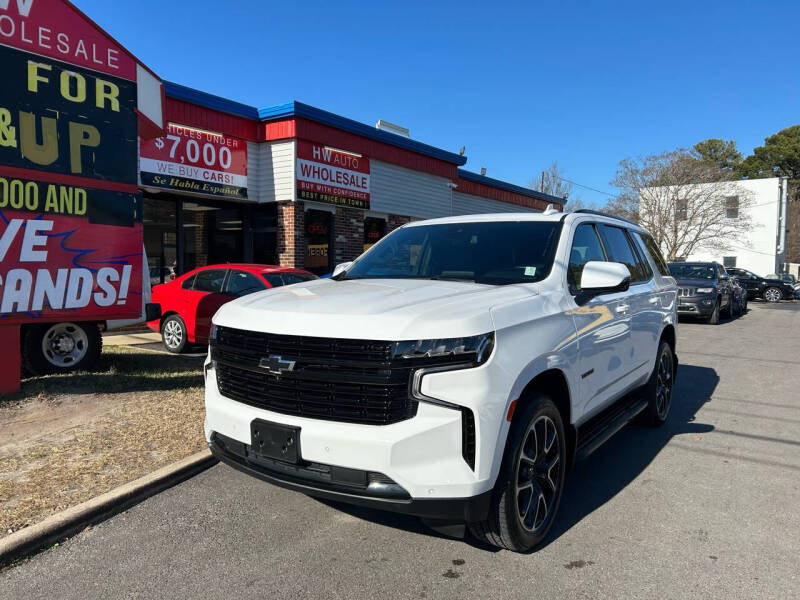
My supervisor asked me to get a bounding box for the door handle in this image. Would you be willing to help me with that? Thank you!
[616,304,630,313]
[648,297,660,305]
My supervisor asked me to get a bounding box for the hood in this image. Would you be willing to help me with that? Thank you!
[673,278,717,287]
[213,278,538,340]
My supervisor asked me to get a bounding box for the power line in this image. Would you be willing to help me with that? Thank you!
[553,175,617,198]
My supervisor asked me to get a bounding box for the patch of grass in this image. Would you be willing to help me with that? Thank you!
[0,346,207,537]
[6,345,205,401]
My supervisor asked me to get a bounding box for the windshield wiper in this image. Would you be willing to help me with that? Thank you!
[428,276,476,282]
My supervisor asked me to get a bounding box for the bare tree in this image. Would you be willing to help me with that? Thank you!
[608,150,755,261]
[530,162,576,202]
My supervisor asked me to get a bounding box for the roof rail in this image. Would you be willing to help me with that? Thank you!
[571,208,639,226]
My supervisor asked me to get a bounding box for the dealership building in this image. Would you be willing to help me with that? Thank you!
[141,82,565,278]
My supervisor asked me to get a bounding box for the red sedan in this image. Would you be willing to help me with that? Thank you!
[147,264,317,353]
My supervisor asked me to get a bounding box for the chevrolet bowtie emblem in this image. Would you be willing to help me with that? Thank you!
[259,354,296,375]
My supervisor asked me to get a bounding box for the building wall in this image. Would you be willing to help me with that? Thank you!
[683,178,785,276]
[452,190,539,216]
[369,160,453,219]
[277,201,305,268]
[248,140,295,203]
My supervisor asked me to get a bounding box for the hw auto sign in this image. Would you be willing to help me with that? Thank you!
[296,141,370,209]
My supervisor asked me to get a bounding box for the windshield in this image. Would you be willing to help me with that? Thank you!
[342,221,563,285]
[668,264,715,280]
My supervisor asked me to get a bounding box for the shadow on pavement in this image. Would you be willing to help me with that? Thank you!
[314,363,718,553]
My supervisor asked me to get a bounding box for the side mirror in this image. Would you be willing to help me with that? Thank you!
[576,261,631,305]
[332,262,353,278]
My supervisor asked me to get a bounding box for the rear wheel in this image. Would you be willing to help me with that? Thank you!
[468,394,566,552]
[22,322,102,375]
[161,314,188,353]
[764,287,782,303]
[639,341,674,427]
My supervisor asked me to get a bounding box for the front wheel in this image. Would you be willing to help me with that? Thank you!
[22,322,103,375]
[764,287,782,303]
[706,301,720,324]
[468,394,566,552]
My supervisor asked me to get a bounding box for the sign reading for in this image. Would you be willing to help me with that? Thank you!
[0,43,137,183]
[296,141,370,209]
[139,123,248,199]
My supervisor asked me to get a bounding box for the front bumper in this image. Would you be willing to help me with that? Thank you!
[203,356,507,508]
[676,296,716,316]
[209,431,492,521]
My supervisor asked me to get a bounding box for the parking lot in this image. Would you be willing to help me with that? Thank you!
[2,302,799,600]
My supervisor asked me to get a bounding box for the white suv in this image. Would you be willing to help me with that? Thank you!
[204,209,678,552]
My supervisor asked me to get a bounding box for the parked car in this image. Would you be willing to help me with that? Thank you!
[730,276,748,316]
[727,268,796,303]
[668,261,733,324]
[204,209,679,552]
[148,264,317,353]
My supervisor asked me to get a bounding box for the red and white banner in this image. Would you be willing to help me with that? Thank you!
[296,141,370,209]
[0,0,137,80]
[139,123,248,199]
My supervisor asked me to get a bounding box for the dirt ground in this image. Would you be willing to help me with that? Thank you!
[0,346,207,538]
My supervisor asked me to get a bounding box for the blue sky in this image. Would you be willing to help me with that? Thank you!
[76,0,800,205]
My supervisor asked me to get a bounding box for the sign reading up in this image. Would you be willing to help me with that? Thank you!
[296,141,370,209]
[0,0,154,323]
[139,123,248,199]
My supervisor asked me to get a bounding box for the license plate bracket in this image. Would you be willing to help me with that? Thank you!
[250,419,301,464]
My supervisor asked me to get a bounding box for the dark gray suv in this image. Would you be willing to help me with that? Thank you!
[668,262,733,324]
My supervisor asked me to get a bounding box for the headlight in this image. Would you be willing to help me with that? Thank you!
[696,287,715,294]
[392,333,494,366]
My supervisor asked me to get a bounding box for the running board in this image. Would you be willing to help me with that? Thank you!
[575,397,648,461]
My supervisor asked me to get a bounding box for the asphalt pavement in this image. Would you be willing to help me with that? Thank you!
[3,302,799,599]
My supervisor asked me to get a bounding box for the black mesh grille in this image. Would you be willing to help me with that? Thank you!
[213,326,418,425]
[461,407,476,470]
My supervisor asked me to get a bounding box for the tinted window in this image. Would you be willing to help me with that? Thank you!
[568,224,606,289]
[344,221,563,285]
[180,274,197,290]
[193,269,226,293]
[224,270,266,296]
[634,232,670,277]
[668,264,716,280]
[281,273,317,285]
[597,225,648,283]
[263,274,285,288]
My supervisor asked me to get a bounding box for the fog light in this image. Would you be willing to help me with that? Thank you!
[702,299,713,305]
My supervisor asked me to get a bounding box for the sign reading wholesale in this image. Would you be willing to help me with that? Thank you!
[0,0,155,323]
[140,124,248,199]
[296,141,370,209]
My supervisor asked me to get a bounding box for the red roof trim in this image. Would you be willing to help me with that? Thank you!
[164,98,260,141]
[455,177,549,211]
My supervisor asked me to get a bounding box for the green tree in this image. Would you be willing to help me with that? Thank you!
[737,125,800,180]
[692,138,742,173]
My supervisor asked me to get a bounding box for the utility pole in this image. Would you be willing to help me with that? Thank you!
[540,171,545,193]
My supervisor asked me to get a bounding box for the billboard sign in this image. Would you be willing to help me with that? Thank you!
[139,123,248,199]
[296,141,370,209]
[0,0,159,324]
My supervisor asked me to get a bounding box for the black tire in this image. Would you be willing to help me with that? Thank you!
[161,314,188,353]
[22,322,102,376]
[706,300,720,324]
[468,394,566,552]
[639,341,674,427]
[721,297,732,319]
[763,287,782,303]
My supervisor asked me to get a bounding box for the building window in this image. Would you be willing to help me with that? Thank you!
[675,199,688,221]
[725,196,739,219]
[305,209,333,275]
[363,217,387,252]
[723,256,737,268]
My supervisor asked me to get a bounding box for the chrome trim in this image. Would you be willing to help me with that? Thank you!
[409,364,473,410]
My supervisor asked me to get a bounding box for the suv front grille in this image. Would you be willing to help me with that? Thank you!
[212,326,418,425]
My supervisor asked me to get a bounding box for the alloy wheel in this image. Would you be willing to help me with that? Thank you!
[163,319,183,349]
[655,349,673,419]
[764,287,781,303]
[515,415,561,533]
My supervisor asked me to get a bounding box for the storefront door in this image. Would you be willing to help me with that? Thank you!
[305,209,333,275]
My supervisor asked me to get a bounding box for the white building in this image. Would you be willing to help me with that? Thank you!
[643,177,789,276]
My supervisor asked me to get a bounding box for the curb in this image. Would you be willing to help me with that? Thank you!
[0,449,218,567]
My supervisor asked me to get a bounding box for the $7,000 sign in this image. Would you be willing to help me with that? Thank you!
[139,124,248,199]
